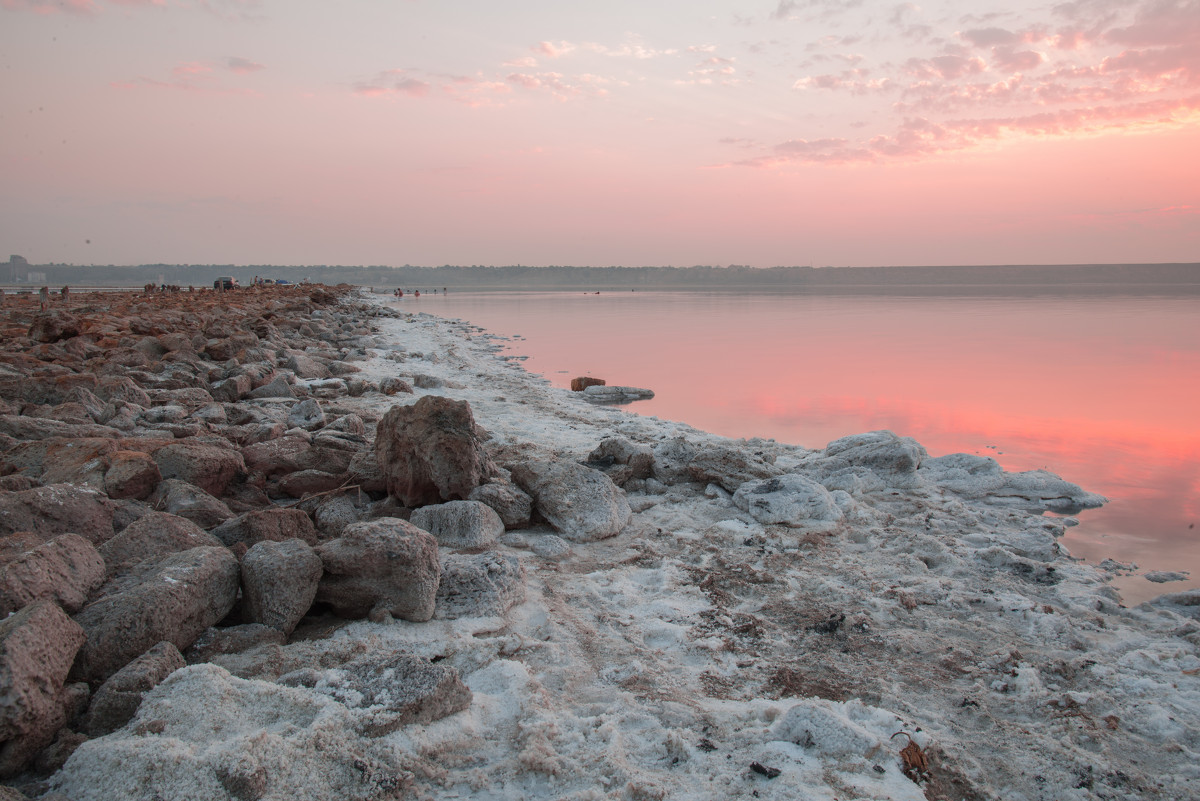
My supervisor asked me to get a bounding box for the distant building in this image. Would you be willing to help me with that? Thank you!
[8,255,29,283]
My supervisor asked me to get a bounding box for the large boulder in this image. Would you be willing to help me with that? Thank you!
[241,539,323,636]
[315,518,440,622]
[97,511,222,579]
[82,642,185,737]
[0,600,86,778]
[95,375,152,408]
[587,437,654,487]
[147,479,234,529]
[210,508,318,548]
[241,435,313,477]
[510,460,631,541]
[0,484,116,544]
[0,533,105,616]
[435,552,525,619]
[72,546,240,683]
[374,397,493,507]
[822,430,927,476]
[410,500,503,549]
[732,474,844,527]
[287,398,327,431]
[152,442,245,497]
[28,312,80,343]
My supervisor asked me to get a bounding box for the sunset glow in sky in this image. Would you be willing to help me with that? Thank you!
[2,0,1198,267]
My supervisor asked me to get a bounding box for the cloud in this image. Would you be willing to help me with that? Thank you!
[226,56,265,74]
[904,55,987,80]
[353,69,432,99]
[533,40,574,58]
[960,27,1021,47]
[991,47,1045,72]
[1,0,99,14]
[172,61,212,76]
[503,56,538,68]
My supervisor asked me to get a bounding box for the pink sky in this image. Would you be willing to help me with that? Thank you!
[1,0,1197,267]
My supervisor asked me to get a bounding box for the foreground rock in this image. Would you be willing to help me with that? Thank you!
[409,499,503,549]
[374,396,493,506]
[0,533,105,616]
[241,539,323,635]
[315,519,441,622]
[82,642,186,736]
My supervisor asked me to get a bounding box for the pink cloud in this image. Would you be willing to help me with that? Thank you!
[904,55,987,80]
[960,27,1020,47]
[991,47,1045,72]
[1,0,98,14]
[353,70,431,99]
[532,41,573,58]
[172,61,212,76]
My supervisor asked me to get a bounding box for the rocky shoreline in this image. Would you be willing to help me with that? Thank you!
[1,285,1198,800]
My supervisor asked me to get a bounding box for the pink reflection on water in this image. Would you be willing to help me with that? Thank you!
[420,290,1200,605]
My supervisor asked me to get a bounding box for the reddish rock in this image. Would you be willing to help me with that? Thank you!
[315,518,440,622]
[0,600,86,778]
[209,508,317,548]
[241,436,313,478]
[94,375,151,407]
[97,511,221,579]
[0,484,116,544]
[103,450,161,500]
[570,376,606,392]
[374,396,493,507]
[278,469,347,499]
[0,533,105,616]
[28,312,81,343]
[147,479,234,530]
[152,441,245,497]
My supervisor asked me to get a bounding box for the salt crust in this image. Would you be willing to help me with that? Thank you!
[49,293,1200,801]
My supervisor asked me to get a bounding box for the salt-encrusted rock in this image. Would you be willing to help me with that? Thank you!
[185,623,287,665]
[287,398,326,431]
[587,437,655,487]
[0,534,105,616]
[324,413,365,435]
[285,651,471,735]
[580,384,654,403]
[1150,589,1200,620]
[241,539,323,635]
[374,396,493,506]
[468,481,533,530]
[819,466,887,496]
[379,376,413,395]
[28,311,80,343]
[732,474,844,527]
[72,546,240,683]
[287,353,331,380]
[510,460,631,542]
[210,508,318,548]
[278,469,346,499]
[920,453,1106,512]
[95,375,151,407]
[98,511,221,578]
[103,450,161,500]
[82,642,185,737]
[823,430,927,475]
[247,374,296,399]
[147,479,234,529]
[1145,571,1188,583]
[152,441,245,497]
[0,484,115,544]
[436,552,525,619]
[410,500,503,549]
[771,699,885,757]
[315,518,440,622]
[0,600,86,778]
[686,444,781,493]
[52,663,416,801]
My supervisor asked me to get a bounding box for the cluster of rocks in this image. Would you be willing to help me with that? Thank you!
[0,285,628,794]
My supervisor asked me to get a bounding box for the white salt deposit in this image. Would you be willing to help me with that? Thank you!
[47,293,1200,801]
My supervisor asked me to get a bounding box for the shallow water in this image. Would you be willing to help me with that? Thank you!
[400,289,1199,605]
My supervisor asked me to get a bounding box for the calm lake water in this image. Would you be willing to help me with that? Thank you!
[396,289,1199,605]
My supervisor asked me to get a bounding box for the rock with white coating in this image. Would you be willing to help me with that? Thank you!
[732,474,843,526]
[510,460,631,541]
[436,552,525,619]
[410,500,503,549]
[72,546,241,683]
[823,430,927,476]
[580,384,654,403]
[468,481,533,530]
[286,398,326,431]
[315,518,441,622]
[241,539,323,635]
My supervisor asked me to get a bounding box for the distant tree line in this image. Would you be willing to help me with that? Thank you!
[6,258,1199,291]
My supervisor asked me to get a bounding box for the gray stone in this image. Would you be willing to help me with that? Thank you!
[185,623,287,665]
[72,546,240,683]
[823,430,927,475]
[468,481,533,530]
[315,519,440,622]
[410,500,503,549]
[510,460,631,542]
[374,396,493,506]
[287,398,326,431]
[435,552,525,619]
[241,539,323,635]
[83,642,185,736]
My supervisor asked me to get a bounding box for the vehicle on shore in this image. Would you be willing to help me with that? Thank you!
[213,276,239,290]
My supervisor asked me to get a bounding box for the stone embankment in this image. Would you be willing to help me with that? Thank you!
[0,284,573,795]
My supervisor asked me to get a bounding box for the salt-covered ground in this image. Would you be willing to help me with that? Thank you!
[51,294,1200,801]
